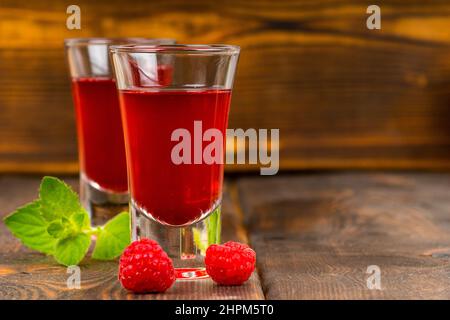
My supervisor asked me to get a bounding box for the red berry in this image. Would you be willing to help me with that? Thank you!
[118,238,176,293]
[205,241,256,286]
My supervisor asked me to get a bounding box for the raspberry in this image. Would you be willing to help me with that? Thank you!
[118,238,176,293]
[205,241,256,286]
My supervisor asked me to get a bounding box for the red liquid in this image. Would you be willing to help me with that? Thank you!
[71,77,128,192]
[120,89,231,226]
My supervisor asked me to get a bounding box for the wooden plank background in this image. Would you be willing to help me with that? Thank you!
[1,0,450,173]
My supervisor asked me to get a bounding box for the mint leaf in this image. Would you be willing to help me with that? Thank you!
[193,228,207,254]
[54,233,91,266]
[70,211,90,230]
[47,221,65,238]
[193,207,221,255]
[92,212,130,260]
[207,206,221,245]
[39,176,83,221]
[4,201,56,254]
[3,176,131,266]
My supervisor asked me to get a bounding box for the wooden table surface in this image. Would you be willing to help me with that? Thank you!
[1,173,450,300]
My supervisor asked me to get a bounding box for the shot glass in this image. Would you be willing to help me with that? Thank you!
[111,44,240,279]
[65,38,175,224]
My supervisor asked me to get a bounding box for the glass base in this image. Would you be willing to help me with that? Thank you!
[175,268,209,280]
[131,201,221,280]
[80,174,129,225]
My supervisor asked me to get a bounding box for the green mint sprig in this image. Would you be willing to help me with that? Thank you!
[193,206,221,255]
[3,176,130,266]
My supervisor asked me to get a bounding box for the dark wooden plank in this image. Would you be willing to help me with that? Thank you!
[2,1,450,172]
[0,176,264,300]
[237,173,450,299]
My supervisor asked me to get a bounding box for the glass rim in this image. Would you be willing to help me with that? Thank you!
[64,37,176,47]
[110,44,240,55]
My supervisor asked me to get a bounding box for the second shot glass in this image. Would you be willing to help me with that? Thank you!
[65,38,175,224]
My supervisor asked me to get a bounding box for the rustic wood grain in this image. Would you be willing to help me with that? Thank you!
[237,173,450,299]
[0,176,264,300]
[2,1,450,172]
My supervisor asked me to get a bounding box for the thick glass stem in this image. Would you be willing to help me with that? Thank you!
[131,201,221,280]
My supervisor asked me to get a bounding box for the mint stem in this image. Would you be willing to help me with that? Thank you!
[85,226,102,237]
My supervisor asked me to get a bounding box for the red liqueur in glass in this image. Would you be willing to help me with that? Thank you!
[71,77,128,193]
[119,89,231,226]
